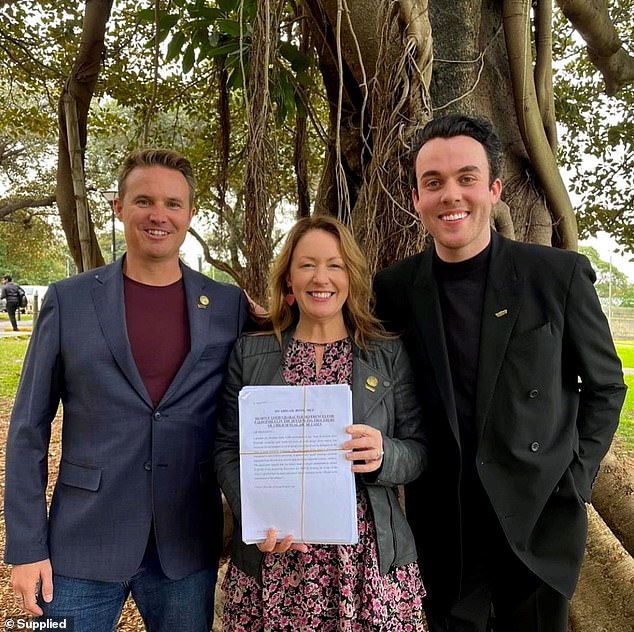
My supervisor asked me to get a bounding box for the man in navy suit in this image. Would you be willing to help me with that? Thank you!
[4,149,249,631]
[374,114,626,631]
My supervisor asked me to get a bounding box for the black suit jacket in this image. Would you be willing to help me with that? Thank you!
[373,231,626,603]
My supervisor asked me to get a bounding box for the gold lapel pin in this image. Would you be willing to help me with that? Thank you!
[365,376,378,392]
[198,295,210,309]
[495,309,508,318]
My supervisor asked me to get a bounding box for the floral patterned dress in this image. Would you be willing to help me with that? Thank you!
[222,337,428,631]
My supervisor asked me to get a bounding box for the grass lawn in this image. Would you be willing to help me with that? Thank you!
[614,340,634,371]
[0,338,28,398]
[619,374,634,448]
[614,342,634,451]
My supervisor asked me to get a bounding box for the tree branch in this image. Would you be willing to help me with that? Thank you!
[533,0,557,152]
[0,141,26,167]
[187,226,245,287]
[492,200,516,240]
[556,0,634,96]
[56,0,113,271]
[0,195,56,220]
[503,0,577,249]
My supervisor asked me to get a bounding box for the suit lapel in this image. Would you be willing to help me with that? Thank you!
[474,232,523,435]
[160,265,214,403]
[410,250,460,443]
[91,261,153,407]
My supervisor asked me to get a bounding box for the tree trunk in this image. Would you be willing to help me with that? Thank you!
[242,0,281,304]
[302,0,373,219]
[62,94,94,272]
[426,0,559,247]
[569,505,634,632]
[57,0,112,272]
[591,447,634,557]
[307,0,564,272]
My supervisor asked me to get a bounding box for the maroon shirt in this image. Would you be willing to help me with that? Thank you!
[123,276,190,407]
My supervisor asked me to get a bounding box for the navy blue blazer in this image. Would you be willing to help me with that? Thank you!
[4,258,248,581]
[374,231,626,603]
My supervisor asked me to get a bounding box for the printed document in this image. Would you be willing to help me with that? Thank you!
[239,384,358,545]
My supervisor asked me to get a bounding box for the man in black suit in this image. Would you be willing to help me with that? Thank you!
[373,114,626,632]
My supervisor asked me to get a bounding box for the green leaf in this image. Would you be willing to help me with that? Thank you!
[282,75,297,121]
[135,8,157,24]
[226,64,246,90]
[207,40,244,59]
[278,41,311,73]
[183,45,196,74]
[165,31,186,64]
[217,19,242,38]
[607,125,624,146]
[192,26,209,50]
[155,28,172,45]
[242,0,258,21]
[218,0,239,12]
[189,7,224,21]
[158,13,180,31]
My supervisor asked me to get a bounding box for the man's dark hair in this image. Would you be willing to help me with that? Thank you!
[117,148,196,207]
[409,114,503,190]
[3,275,11,282]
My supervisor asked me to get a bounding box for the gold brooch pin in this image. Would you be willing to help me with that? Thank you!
[365,376,378,392]
[198,295,210,309]
[495,309,508,318]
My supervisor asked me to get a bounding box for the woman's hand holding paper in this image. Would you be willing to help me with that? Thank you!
[343,424,384,473]
[256,528,310,554]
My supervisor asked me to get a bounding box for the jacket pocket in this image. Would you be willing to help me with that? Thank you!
[507,322,552,352]
[58,459,102,491]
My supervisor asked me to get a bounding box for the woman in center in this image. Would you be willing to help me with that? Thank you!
[215,216,429,630]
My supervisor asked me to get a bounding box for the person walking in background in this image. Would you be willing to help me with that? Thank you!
[215,216,429,631]
[373,114,626,632]
[4,148,249,631]
[1,274,25,331]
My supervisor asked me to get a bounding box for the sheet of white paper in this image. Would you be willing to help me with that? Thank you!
[239,384,358,545]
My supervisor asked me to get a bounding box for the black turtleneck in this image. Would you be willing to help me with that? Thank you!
[434,243,491,456]
[434,242,503,562]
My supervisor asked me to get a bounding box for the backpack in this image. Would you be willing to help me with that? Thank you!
[18,287,27,308]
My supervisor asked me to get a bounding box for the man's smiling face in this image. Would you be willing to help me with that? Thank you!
[412,135,502,262]
[114,165,195,267]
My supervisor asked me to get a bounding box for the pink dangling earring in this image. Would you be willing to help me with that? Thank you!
[286,292,295,306]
